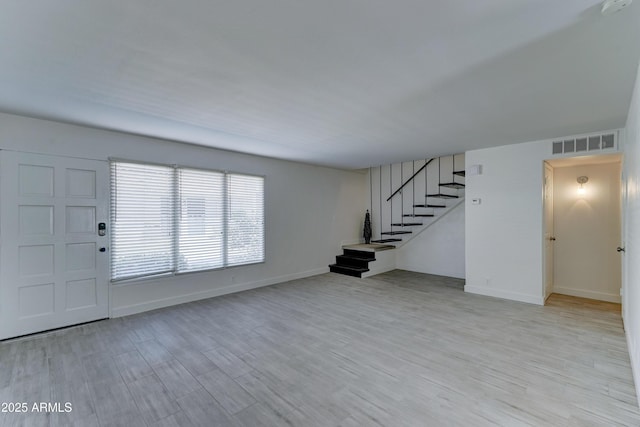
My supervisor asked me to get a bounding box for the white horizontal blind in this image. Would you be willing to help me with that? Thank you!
[111,162,175,281]
[178,168,225,273]
[111,161,265,281]
[227,174,265,266]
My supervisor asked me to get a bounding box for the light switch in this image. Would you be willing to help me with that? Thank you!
[472,198,481,205]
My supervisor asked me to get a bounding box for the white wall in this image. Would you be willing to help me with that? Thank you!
[465,141,550,304]
[622,63,640,407]
[465,133,621,305]
[396,202,465,279]
[552,162,621,303]
[0,113,367,317]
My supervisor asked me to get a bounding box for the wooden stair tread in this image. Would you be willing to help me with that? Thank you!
[336,255,374,267]
[439,182,465,189]
[426,193,459,199]
[329,264,369,278]
[329,264,368,272]
[341,250,376,261]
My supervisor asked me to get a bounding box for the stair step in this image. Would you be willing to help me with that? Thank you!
[426,193,459,199]
[329,264,368,278]
[381,231,412,235]
[371,238,401,243]
[403,214,435,217]
[453,170,466,177]
[413,204,446,208]
[439,182,466,189]
[336,255,373,269]
[390,222,422,227]
[343,249,376,261]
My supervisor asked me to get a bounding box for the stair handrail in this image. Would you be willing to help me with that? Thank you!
[386,158,433,202]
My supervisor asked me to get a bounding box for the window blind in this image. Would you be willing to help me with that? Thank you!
[111,161,265,282]
[227,174,265,266]
[178,168,225,273]
[111,162,175,281]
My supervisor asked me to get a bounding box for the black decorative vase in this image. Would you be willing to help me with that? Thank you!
[363,210,372,244]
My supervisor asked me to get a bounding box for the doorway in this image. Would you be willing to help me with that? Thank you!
[543,154,623,304]
[0,151,110,339]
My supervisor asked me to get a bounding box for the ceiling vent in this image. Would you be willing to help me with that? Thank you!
[551,133,616,155]
[601,0,632,15]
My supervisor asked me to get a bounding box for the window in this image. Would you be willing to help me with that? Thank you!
[110,162,175,281]
[111,161,264,282]
[227,174,265,266]
[177,168,225,273]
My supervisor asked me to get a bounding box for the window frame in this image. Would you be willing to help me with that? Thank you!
[110,158,265,283]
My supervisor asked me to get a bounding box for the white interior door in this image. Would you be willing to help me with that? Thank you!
[621,168,628,321]
[0,151,109,339]
[544,162,554,301]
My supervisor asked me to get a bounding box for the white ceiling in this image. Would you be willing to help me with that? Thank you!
[1,1,639,169]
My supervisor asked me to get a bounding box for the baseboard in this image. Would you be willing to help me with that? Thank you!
[397,262,465,280]
[626,327,640,409]
[111,267,329,318]
[553,287,621,303]
[464,285,544,305]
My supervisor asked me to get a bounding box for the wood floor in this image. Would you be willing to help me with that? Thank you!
[1,270,638,426]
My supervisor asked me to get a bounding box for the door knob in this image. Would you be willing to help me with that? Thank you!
[550,237,556,241]
[99,247,106,252]
[617,247,626,253]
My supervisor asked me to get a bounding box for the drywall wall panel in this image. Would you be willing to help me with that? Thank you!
[396,202,465,279]
[465,129,621,305]
[0,112,367,316]
[465,140,549,304]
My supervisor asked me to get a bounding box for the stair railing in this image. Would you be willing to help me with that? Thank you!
[370,154,463,245]
[385,159,433,202]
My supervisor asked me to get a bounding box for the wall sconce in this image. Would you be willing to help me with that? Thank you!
[577,176,588,195]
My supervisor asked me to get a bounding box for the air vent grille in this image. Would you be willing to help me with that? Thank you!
[551,133,616,155]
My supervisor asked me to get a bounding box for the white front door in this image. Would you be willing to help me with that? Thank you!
[543,162,554,301]
[0,151,109,339]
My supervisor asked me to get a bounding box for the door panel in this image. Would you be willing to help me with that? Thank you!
[621,169,628,320]
[544,162,554,301]
[0,151,109,339]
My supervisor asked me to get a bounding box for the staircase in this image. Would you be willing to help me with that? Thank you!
[329,245,395,278]
[329,248,376,277]
[329,153,465,277]
[371,154,465,246]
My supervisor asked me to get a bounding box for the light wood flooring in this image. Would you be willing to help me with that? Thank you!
[1,270,638,426]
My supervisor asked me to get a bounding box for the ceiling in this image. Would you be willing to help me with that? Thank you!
[1,1,639,169]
